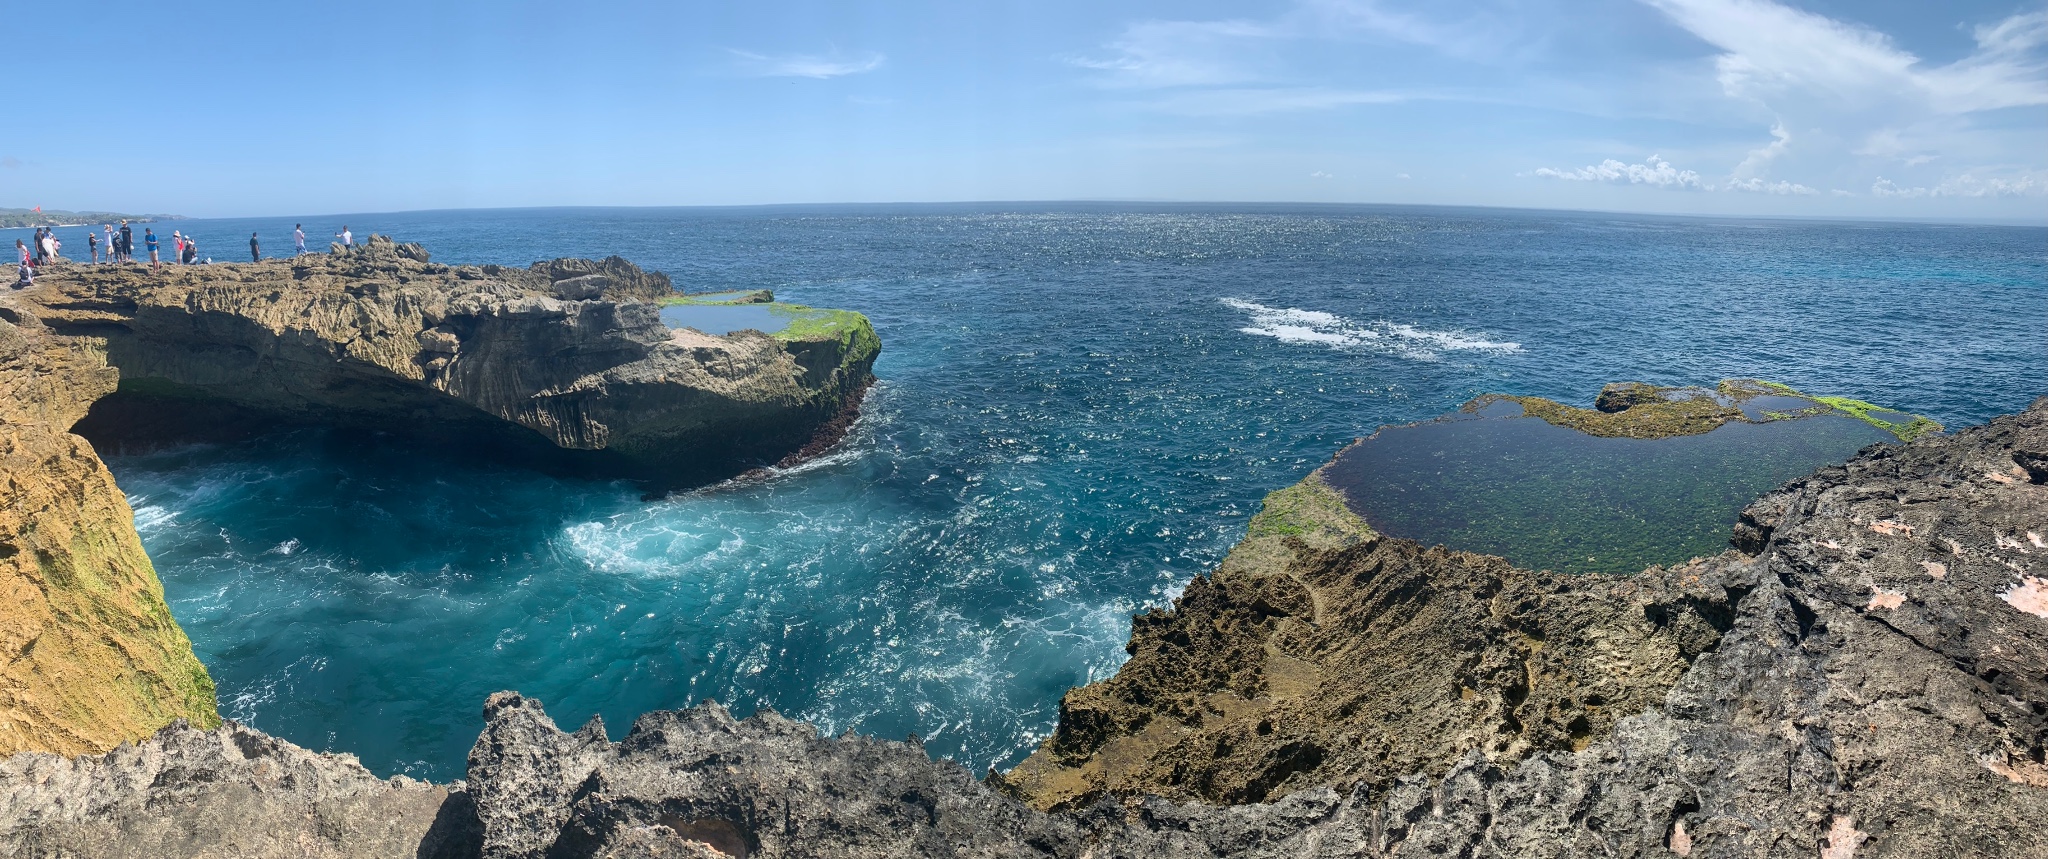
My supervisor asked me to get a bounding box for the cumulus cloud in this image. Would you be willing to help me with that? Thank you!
[728,49,885,79]
[1534,155,1710,190]
[1725,177,1817,195]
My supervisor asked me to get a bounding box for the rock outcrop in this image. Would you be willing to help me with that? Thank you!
[26,238,880,487]
[0,292,219,758]
[5,396,2042,857]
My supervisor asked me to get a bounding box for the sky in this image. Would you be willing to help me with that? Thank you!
[4,0,2045,221]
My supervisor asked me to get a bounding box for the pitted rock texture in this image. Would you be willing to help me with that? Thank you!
[0,719,477,859]
[24,238,879,487]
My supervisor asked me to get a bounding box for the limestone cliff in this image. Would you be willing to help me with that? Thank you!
[5,396,2043,858]
[0,294,219,757]
[28,238,880,487]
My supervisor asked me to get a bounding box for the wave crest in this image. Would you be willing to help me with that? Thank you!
[1220,298,1522,360]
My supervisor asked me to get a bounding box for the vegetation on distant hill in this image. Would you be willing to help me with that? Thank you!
[0,208,182,228]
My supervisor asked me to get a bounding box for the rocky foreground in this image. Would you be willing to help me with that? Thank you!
[3,396,2043,857]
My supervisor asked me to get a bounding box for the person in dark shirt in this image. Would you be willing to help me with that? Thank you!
[182,235,199,265]
[120,221,134,263]
[250,232,260,262]
[88,230,100,263]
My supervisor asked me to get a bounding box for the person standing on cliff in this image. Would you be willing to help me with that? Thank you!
[119,221,133,263]
[250,232,260,262]
[104,226,116,262]
[144,228,159,272]
[87,229,100,263]
[14,239,27,268]
[336,225,352,247]
[294,224,306,256]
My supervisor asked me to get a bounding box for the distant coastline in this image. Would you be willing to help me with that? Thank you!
[0,208,184,229]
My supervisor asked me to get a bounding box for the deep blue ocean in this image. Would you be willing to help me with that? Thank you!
[18,205,2042,781]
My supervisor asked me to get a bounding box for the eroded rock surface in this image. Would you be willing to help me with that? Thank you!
[0,294,219,757]
[24,239,879,486]
[8,399,2039,856]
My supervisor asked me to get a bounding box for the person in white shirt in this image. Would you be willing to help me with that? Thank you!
[336,226,353,247]
[294,224,307,255]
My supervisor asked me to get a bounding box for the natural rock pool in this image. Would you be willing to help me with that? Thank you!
[658,302,793,335]
[1320,394,1899,574]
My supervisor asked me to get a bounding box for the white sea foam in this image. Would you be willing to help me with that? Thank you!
[1219,297,1522,360]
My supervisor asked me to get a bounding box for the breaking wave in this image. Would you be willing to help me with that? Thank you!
[1219,298,1522,360]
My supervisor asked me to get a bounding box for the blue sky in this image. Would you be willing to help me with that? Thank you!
[5,0,2044,220]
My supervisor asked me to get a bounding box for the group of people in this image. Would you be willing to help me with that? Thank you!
[12,221,358,288]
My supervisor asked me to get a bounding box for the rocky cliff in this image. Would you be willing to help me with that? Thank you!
[4,395,2042,857]
[27,238,880,487]
[0,293,219,758]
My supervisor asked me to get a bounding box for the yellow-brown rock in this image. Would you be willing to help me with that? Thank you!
[0,294,219,756]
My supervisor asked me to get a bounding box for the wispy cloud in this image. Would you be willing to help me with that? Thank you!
[1643,0,2048,195]
[728,49,885,79]
[1872,174,2046,198]
[1145,86,1407,116]
[1534,156,1710,190]
[1066,20,1273,89]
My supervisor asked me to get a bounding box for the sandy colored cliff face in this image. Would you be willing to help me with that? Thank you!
[0,299,220,757]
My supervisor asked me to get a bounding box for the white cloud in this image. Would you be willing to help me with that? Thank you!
[1066,19,1274,88]
[1642,0,2048,201]
[1534,155,1710,190]
[728,49,885,79]
[1725,177,1817,195]
[1395,172,1411,179]
[1310,171,1335,179]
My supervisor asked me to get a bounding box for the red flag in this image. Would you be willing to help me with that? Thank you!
[31,206,39,213]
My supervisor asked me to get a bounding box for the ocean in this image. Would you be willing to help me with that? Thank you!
[41,204,2044,780]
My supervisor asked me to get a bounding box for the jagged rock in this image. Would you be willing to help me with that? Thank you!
[0,719,478,859]
[1594,381,1663,413]
[418,328,461,353]
[553,274,610,301]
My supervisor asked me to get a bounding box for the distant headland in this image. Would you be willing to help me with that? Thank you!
[0,207,183,229]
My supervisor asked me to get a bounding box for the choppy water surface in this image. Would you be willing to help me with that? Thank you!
[100,204,2045,780]
[1322,404,1893,575]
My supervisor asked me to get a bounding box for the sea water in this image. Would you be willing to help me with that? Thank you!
[60,204,2044,780]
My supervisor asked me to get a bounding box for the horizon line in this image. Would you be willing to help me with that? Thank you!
[9,199,2045,230]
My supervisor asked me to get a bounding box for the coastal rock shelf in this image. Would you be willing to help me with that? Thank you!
[4,384,2044,856]
[28,237,881,487]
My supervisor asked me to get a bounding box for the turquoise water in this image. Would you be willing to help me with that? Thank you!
[658,303,792,335]
[82,204,2045,781]
[1322,404,1893,575]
